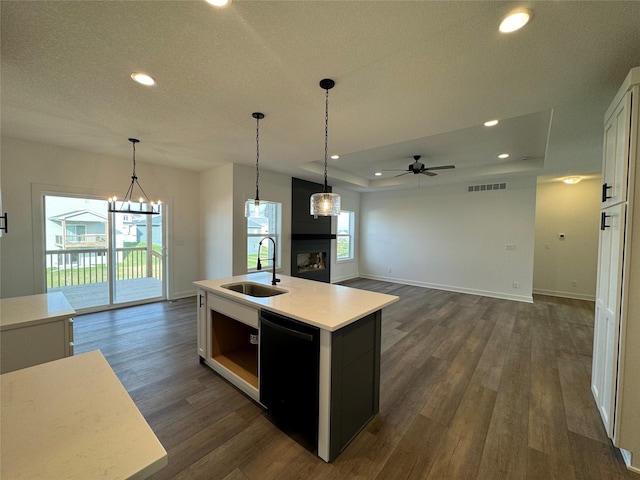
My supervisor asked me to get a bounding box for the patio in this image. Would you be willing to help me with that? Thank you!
[49,277,163,311]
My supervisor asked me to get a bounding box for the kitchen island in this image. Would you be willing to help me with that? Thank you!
[194,272,398,462]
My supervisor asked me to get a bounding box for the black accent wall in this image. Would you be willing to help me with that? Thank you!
[291,178,335,283]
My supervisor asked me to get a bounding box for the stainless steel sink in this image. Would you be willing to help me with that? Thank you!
[221,282,287,298]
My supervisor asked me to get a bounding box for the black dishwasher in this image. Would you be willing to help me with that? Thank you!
[259,309,320,451]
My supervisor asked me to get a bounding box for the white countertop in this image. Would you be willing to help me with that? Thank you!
[194,273,399,331]
[0,350,167,480]
[0,292,75,330]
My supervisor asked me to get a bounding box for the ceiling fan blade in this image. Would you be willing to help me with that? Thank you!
[420,171,438,176]
[394,172,411,177]
[423,165,455,171]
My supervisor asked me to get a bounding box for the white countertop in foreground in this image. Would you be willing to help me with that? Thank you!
[0,350,167,480]
[194,273,399,331]
[0,292,75,330]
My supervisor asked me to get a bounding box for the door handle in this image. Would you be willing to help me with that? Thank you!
[602,183,613,202]
[199,294,204,308]
[601,212,611,231]
[0,213,7,233]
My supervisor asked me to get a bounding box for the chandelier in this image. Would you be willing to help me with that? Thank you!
[108,138,160,215]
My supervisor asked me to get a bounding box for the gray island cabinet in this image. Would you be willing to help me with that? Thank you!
[194,273,398,462]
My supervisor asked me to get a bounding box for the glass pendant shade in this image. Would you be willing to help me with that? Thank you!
[245,199,262,218]
[310,192,340,217]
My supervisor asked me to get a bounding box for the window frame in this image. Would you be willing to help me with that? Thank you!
[246,200,282,272]
[336,210,355,262]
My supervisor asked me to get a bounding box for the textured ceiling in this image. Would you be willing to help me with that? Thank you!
[2,1,640,191]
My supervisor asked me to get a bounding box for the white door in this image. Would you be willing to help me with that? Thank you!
[592,202,626,438]
[601,91,631,207]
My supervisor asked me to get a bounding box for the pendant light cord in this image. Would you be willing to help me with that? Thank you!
[131,139,137,180]
[255,114,260,201]
[324,86,329,192]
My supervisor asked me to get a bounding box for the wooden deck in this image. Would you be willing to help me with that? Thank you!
[49,277,163,311]
[72,279,636,479]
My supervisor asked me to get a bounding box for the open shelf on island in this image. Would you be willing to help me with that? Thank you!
[211,310,258,389]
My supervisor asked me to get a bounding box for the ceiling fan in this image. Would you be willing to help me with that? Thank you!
[385,155,455,177]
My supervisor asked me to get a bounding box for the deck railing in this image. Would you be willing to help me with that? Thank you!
[45,247,162,288]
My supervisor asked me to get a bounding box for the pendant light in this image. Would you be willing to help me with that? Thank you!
[245,112,266,218]
[310,79,341,217]
[108,138,160,215]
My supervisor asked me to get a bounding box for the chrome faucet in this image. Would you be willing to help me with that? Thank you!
[257,236,280,285]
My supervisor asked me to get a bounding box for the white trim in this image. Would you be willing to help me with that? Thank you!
[359,274,534,303]
[317,329,332,462]
[532,288,595,301]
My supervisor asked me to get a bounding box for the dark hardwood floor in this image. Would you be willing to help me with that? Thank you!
[74,279,636,479]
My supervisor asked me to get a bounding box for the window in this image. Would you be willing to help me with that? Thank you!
[247,201,282,271]
[337,210,354,261]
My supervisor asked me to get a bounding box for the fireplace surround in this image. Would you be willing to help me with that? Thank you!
[291,178,335,283]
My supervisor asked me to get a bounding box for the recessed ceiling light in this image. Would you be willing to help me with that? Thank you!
[563,176,582,184]
[499,9,533,33]
[374,172,382,176]
[484,120,499,127]
[130,72,155,86]
[498,153,510,159]
[331,154,340,160]
[206,0,231,7]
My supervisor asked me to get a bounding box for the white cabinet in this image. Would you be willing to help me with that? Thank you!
[0,293,75,374]
[592,66,640,473]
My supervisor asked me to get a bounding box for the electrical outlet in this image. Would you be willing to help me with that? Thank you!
[572,280,577,287]
[388,267,392,274]
[512,282,519,288]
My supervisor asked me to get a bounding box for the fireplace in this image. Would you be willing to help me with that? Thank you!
[291,239,330,282]
[296,251,327,274]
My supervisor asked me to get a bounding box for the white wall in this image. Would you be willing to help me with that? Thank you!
[331,186,360,283]
[533,177,601,300]
[199,163,234,280]
[359,177,537,302]
[0,136,200,300]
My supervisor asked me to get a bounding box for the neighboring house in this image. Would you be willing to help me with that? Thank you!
[47,209,108,269]
[47,209,107,250]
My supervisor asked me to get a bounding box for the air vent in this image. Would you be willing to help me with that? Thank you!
[467,182,507,193]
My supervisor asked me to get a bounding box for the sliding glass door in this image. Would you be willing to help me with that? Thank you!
[111,211,164,304]
[44,194,165,311]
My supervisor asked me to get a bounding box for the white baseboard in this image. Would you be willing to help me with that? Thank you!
[619,448,640,474]
[169,290,197,301]
[359,274,533,303]
[532,288,595,302]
